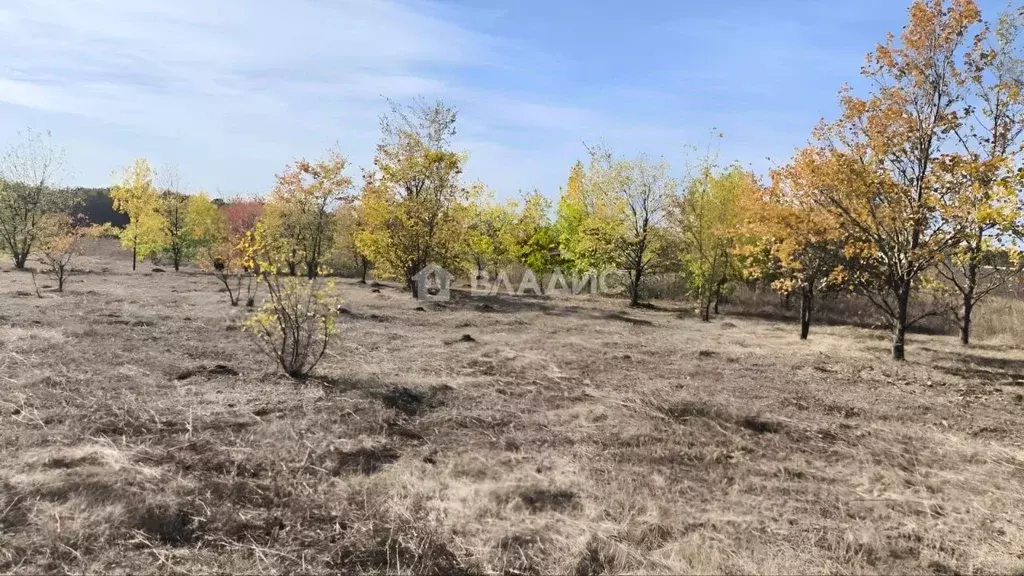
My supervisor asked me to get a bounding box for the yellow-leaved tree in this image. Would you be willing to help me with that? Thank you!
[356,99,474,297]
[555,152,627,277]
[330,201,373,283]
[744,162,851,339]
[468,191,519,279]
[267,150,355,279]
[242,219,340,379]
[111,158,164,271]
[671,152,755,322]
[937,5,1024,345]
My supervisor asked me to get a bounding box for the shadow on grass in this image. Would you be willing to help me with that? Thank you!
[313,374,385,394]
[438,290,658,326]
[935,352,1024,386]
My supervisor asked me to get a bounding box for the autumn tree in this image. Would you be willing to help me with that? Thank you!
[803,0,982,359]
[555,154,627,277]
[357,99,474,297]
[468,194,519,278]
[205,198,262,307]
[111,158,163,270]
[554,161,588,269]
[513,191,561,278]
[268,150,354,279]
[746,165,851,339]
[672,159,753,322]
[938,5,1024,345]
[0,129,69,269]
[242,220,341,379]
[156,190,190,271]
[331,201,373,282]
[615,156,675,306]
[223,199,265,240]
[35,213,85,292]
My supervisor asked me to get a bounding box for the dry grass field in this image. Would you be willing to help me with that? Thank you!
[2,241,1024,574]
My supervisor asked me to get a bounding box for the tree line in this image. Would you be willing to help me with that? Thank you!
[0,0,1021,362]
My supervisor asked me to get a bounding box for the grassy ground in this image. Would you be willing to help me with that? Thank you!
[2,244,1024,574]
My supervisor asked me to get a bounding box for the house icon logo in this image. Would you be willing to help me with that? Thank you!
[412,263,453,302]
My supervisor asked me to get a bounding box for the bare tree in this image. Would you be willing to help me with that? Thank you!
[0,129,68,269]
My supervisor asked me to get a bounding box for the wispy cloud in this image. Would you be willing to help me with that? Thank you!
[0,0,673,197]
[0,0,520,191]
[0,0,930,196]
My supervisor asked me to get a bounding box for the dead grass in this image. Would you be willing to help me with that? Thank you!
[1,242,1024,573]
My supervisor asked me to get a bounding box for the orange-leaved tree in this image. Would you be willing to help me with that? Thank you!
[743,160,851,339]
[35,212,86,292]
[205,198,264,307]
[800,0,983,359]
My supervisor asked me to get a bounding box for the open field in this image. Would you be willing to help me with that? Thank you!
[2,246,1024,574]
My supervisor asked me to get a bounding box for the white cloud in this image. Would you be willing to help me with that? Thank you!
[0,0,518,193]
[0,0,805,197]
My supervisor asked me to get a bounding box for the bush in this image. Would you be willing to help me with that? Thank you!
[85,222,122,239]
[36,213,86,292]
[244,276,340,379]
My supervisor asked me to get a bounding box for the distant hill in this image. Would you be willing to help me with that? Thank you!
[71,187,128,227]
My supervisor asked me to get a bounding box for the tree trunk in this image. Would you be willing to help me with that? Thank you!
[173,258,180,272]
[960,241,979,346]
[960,296,973,346]
[360,257,369,284]
[475,255,486,280]
[700,288,712,322]
[892,280,910,361]
[410,279,419,299]
[13,253,26,270]
[629,268,643,307]
[132,245,137,271]
[799,284,813,340]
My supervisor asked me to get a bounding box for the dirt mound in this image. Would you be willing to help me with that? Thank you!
[381,386,428,416]
[173,364,240,380]
[446,333,476,344]
[331,445,400,475]
[519,488,580,513]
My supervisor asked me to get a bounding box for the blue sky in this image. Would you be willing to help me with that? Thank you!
[0,0,1012,199]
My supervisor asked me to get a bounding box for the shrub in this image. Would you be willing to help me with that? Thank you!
[85,222,122,239]
[36,213,86,292]
[244,276,340,379]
